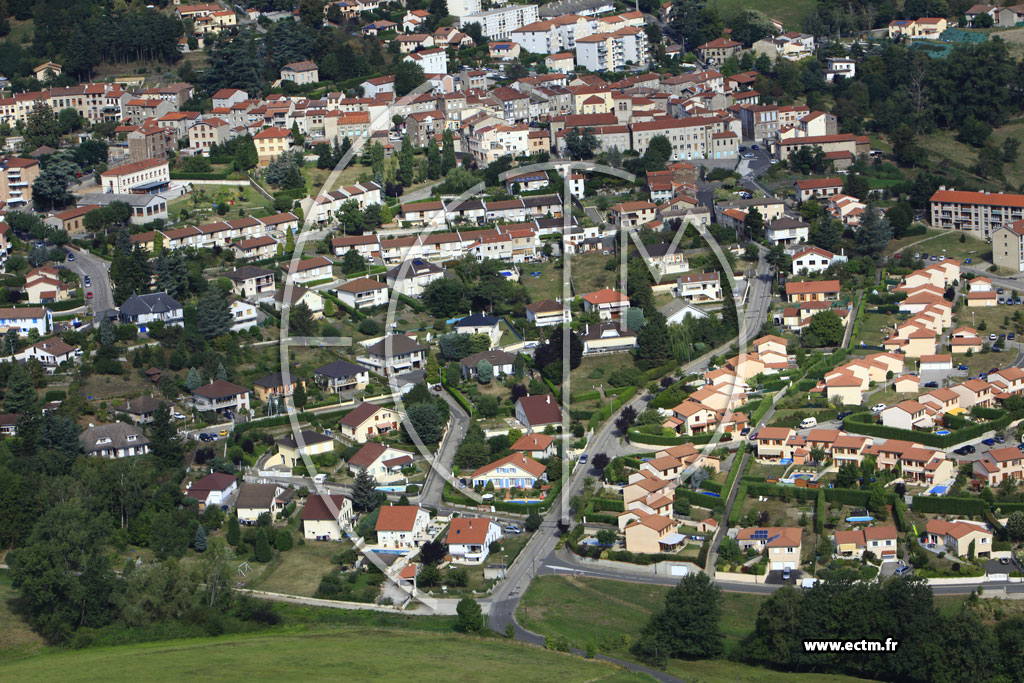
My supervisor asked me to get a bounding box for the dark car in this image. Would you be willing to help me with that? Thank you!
[740,427,751,436]
[994,346,1003,353]
[198,433,213,442]
[579,454,588,463]
[966,445,976,454]
[955,446,970,456]
[924,381,939,388]
[998,288,1005,295]
[752,144,760,150]
[67,252,74,261]
[983,438,997,446]
[837,411,853,419]
[990,368,1000,375]
[957,364,968,371]
[1010,333,1016,340]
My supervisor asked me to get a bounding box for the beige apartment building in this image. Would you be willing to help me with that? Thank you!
[931,188,1024,240]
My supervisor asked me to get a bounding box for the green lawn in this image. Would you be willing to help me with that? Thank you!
[571,252,618,296]
[521,261,565,303]
[247,539,350,597]
[915,232,990,263]
[0,628,644,682]
[884,228,943,257]
[570,355,637,400]
[852,311,899,347]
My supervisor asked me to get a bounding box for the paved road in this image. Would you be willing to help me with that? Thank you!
[418,389,470,507]
[67,247,114,314]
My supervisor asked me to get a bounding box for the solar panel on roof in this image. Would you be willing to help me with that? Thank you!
[752,529,768,539]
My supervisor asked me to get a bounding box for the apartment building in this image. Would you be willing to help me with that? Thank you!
[100,158,170,194]
[630,116,738,161]
[774,133,866,162]
[575,27,648,72]
[0,157,39,208]
[253,127,294,167]
[511,15,594,54]
[459,4,539,39]
[933,188,1024,239]
[993,220,1024,272]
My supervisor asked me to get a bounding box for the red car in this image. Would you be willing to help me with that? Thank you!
[86,291,93,299]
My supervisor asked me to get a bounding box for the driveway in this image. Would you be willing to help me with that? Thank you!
[764,568,803,585]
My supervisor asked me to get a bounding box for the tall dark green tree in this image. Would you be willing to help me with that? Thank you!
[636,312,671,370]
[351,471,383,512]
[632,572,723,666]
[397,134,415,187]
[4,362,37,416]
[196,288,232,339]
[441,129,456,174]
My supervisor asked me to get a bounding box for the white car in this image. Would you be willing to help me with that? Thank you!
[871,404,886,413]
[990,334,998,341]
[769,158,779,164]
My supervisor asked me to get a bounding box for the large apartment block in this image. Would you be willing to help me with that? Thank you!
[630,116,738,161]
[575,27,648,72]
[930,188,1024,239]
[459,4,539,39]
[992,220,1024,273]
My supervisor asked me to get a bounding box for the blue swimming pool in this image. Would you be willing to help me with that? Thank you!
[927,485,948,495]
[792,474,813,480]
[701,491,721,498]
[935,430,951,436]
[846,516,874,523]
[505,499,544,504]
[376,485,407,493]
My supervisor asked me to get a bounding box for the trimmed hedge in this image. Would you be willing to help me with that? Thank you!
[722,442,748,494]
[729,485,747,525]
[627,430,715,446]
[844,411,1012,448]
[676,487,725,512]
[815,490,825,534]
[795,378,818,392]
[571,390,601,403]
[911,496,987,516]
[702,481,723,494]
[995,502,1024,513]
[591,498,624,513]
[893,498,909,532]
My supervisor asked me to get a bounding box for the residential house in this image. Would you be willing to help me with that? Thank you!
[386,259,446,298]
[515,394,562,431]
[581,288,630,320]
[282,255,333,285]
[0,307,52,337]
[624,513,681,554]
[525,299,570,327]
[346,442,415,483]
[337,277,389,311]
[226,266,275,300]
[925,519,991,558]
[339,401,398,441]
[511,433,557,460]
[736,526,803,570]
[272,286,325,319]
[301,494,354,541]
[118,292,184,332]
[580,321,638,355]
[314,359,369,393]
[834,525,898,559]
[191,379,251,417]
[252,372,306,404]
[357,335,427,377]
[376,505,431,550]
[270,430,335,469]
[460,348,516,380]
[470,452,547,489]
[447,517,503,563]
[79,422,150,458]
[121,396,168,425]
[785,280,840,303]
[183,472,237,508]
[973,447,1024,486]
[675,272,722,303]
[236,483,293,524]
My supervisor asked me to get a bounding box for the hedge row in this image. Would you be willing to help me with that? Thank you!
[762,378,788,392]
[442,379,473,415]
[815,490,825,534]
[743,480,888,508]
[729,485,747,525]
[702,480,724,494]
[676,487,725,512]
[845,296,867,352]
[591,498,624,513]
[893,498,909,533]
[843,411,1012,448]
[751,397,774,426]
[627,429,715,446]
[397,292,425,313]
[995,502,1024,513]
[795,378,818,392]
[696,540,710,569]
[170,170,236,180]
[571,390,601,403]
[722,442,748,494]
[911,495,988,516]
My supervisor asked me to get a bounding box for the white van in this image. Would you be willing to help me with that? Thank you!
[799,417,817,429]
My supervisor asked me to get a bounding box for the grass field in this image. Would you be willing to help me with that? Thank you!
[247,540,348,597]
[884,228,943,257]
[917,119,1024,189]
[913,232,990,263]
[0,628,645,682]
[516,576,878,682]
[516,575,769,656]
[571,252,617,295]
[706,0,817,33]
[0,578,46,663]
[521,261,565,302]
[570,355,637,399]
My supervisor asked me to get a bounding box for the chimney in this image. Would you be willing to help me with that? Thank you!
[546,395,551,404]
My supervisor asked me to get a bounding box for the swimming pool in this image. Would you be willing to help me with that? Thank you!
[505,499,544,504]
[792,474,813,480]
[926,485,948,495]
[700,491,721,498]
[935,430,951,436]
[846,516,874,523]
[375,485,407,493]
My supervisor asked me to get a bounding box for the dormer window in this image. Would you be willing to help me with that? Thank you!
[97,437,112,445]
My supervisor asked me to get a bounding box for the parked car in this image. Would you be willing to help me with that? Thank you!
[67,252,74,261]
[782,567,791,581]
[965,257,973,264]
[955,446,970,456]
[740,427,751,435]
[930,255,938,261]
[219,428,229,437]
[894,565,912,576]
[965,445,976,453]
[752,144,760,150]
[957,364,969,371]
[769,158,779,164]
[198,433,212,442]
[871,403,886,413]
[938,255,945,261]
[921,253,928,259]
[913,252,921,258]
[998,288,1005,295]
[924,381,938,388]
[739,146,747,152]
[990,334,998,341]
[86,291,92,299]
[999,298,1005,305]
[995,435,1006,444]
[1000,557,1011,565]
[1010,333,1016,340]
[837,411,853,419]
[579,454,588,463]
[504,525,522,534]
[983,438,997,446]
[84,277,91,287]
